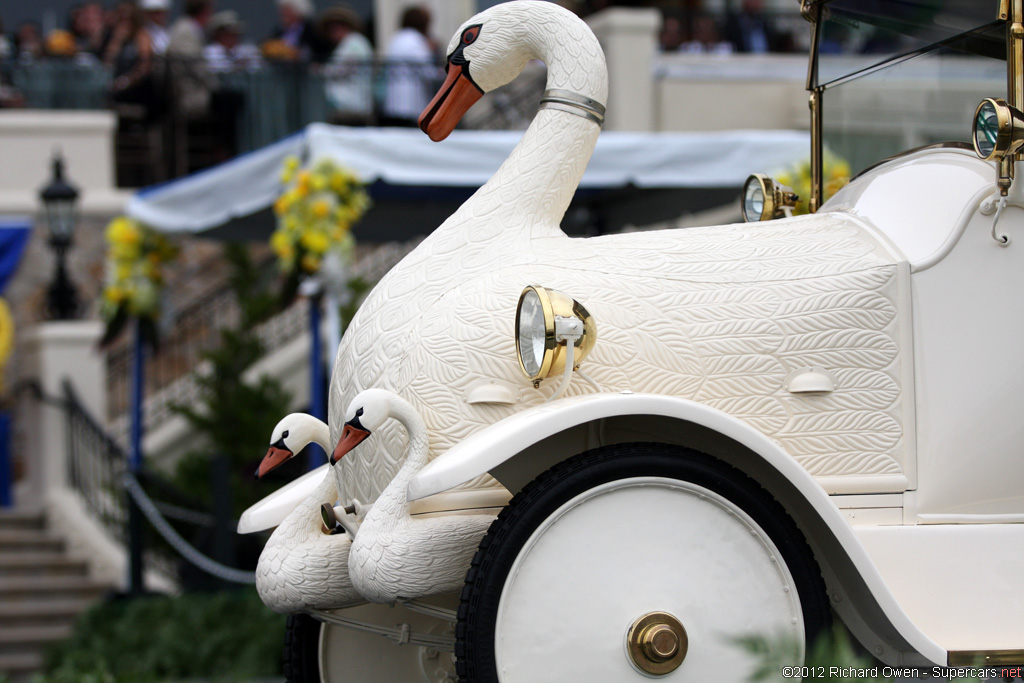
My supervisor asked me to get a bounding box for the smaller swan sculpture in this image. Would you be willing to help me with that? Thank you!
[254,413,361,613]
[332,389,497,603]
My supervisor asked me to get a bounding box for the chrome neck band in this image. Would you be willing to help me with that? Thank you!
[539,89,606,126]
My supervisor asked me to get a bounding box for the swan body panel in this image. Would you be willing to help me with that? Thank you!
[328,1,910,507]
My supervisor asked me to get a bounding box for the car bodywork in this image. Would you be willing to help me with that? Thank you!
[242,0,1024,673]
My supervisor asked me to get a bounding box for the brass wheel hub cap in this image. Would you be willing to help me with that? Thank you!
[627,611,687,675]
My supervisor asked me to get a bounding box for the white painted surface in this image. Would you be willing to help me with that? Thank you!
[824,148,992,270]
[909,180,1024,518]
[855,524,1024,650]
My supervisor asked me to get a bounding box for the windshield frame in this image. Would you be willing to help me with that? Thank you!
[803,0,1011,211]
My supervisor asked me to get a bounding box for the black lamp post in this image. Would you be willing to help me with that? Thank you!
[39,153,80,320]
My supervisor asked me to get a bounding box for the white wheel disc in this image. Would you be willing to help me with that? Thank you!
[494,477,804,682]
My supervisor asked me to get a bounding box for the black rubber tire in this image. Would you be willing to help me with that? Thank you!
[456,443,830,682]
[283,613,323,683]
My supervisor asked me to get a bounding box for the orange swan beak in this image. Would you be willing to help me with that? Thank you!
[419,62,484,142]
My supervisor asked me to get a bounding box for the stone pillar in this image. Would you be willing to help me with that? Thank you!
[19,320,106,504]
[587,7,661,132]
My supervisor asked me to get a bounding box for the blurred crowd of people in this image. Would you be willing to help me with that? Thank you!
[659,0,798,55]
[0,0,440,129]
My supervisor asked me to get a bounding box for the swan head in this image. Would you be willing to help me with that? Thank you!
[330,388,400,465]
[419,1,603,141]
[255,413,328,480]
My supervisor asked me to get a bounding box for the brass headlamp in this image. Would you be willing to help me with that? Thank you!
[973,98,1024,162]
[741,173,800,222]
[515,285,596,386]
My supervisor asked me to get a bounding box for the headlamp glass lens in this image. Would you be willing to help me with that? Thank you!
[975,101,999,159]
[518,289,546,378]
[743,178,765,222]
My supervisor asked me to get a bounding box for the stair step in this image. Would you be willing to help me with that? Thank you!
[0,511,45,532]
[0,624,74,653]
[0,554,89,578]
[0,576,110,602]
[0,530,64,553]
[0,651,44,676]
[0,598,95,627]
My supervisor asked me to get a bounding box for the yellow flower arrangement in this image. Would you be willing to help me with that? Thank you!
[774,150,851,216]
[270,156,369,278]
[100,216,179,346]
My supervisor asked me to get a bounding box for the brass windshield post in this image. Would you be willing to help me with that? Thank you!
[998,0,1024,193]
[804,0,824,213]
[810,90,824,213]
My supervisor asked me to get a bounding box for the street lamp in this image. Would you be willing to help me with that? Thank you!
[39,152,80,320]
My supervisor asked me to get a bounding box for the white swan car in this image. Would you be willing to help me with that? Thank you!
[240,1,1024,680]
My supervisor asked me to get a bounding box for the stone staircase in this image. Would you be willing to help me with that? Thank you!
[0,510,112,681]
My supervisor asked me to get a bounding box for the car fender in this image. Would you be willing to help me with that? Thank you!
[409,391,946,666]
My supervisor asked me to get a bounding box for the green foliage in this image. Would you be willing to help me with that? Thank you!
[36,590,284,683]
[741,626,986,683]
[170,244,294,517]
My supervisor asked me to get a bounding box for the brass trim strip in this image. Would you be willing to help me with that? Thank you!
[539,89,606,126]
[948,650,1024,667]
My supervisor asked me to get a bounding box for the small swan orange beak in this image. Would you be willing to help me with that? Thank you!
[419,62,484,142]
[255,446,292,480]
[331,423,371,465]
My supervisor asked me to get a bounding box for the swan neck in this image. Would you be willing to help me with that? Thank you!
[374,400,429,513]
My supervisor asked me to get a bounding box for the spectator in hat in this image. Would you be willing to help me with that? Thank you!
[168,0,216,118]
[319,4,373,125]
[141,0,171,55]
[204,10,262,72]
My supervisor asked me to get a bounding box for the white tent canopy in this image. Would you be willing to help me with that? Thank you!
[127,124,809,235]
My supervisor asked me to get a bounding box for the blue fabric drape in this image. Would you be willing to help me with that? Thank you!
[0,220,32,294]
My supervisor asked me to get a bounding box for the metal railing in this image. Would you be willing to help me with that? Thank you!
[64,380,129,543]
[25,379,249,584]
[105,240,419,446]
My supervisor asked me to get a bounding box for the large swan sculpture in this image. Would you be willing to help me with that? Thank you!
[332,389,497,603]
[327,0,610,507]
[325,0,905,532]
[253,414,361,613]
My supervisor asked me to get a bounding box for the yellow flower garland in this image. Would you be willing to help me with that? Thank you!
[101,216,179,322]
[270,156,370,277]
[774,150,851,216]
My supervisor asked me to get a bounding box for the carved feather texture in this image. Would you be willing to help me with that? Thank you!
[327,1,909,510]
[256,467,360,613]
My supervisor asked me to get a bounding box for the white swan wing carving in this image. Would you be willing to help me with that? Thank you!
[253,413,361,613]
[332,389,496,603]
